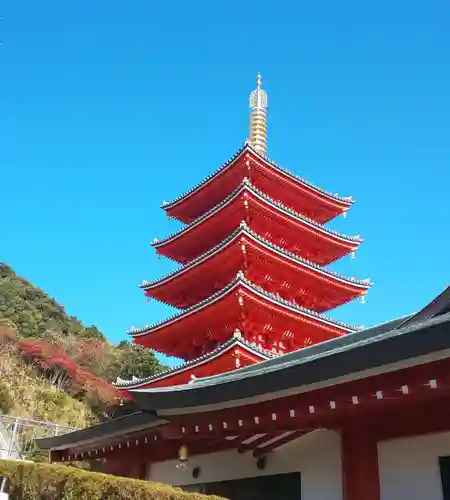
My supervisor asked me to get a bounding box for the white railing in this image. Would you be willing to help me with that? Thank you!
[0,414,77,461]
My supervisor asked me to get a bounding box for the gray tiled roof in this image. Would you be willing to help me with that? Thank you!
[395,286,450,329]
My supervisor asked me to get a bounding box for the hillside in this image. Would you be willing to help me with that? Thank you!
[0,263,166,433]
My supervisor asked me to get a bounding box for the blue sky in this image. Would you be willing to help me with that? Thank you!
[1,1,449,364]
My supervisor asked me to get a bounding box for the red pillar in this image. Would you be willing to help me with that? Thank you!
[341,426,380,500]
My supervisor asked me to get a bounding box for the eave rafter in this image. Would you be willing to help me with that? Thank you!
[237,433,278,453]
[163,143,354,224]
[252,430,309,458]
[58,430,164,463]
[141,223,371,311]
[56,429,311,464]
[153,180,362,265]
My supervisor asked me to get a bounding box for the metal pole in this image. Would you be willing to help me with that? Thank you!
[6,420,18,459]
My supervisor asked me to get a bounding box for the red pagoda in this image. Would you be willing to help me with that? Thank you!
[115,74,371,392]
[39,76,450,500]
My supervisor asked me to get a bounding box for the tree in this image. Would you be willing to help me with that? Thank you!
[16,340,77,390]
[0,263,106,340]
[0,263,16,279]
[112,341,166,380]
[15,338,129,418]
[70,339,115,378]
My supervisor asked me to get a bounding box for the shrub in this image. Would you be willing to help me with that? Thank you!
[0,460,226,500]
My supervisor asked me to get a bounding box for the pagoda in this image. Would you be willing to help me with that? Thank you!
[115,74,371,392]
[40,76,450,500]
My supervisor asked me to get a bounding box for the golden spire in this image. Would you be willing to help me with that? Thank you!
[249,73,268,155]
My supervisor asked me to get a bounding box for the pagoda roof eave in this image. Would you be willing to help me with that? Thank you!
[141,224,372,296]
[130,306,450,414]
[114,336,274,390]
[162,143,354,212]
[153,180,362,251]
[128,276,361,339]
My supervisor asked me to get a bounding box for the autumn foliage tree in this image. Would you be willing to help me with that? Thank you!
[17,340,74,390]
[16,339,129,417]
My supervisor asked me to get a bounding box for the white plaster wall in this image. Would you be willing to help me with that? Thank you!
[147,429,342,500]
[378,431,450,500]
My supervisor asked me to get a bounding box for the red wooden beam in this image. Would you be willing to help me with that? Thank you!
[253,430,309,458]
[175,358,450,436]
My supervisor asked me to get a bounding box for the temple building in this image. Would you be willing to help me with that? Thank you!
[37,76,450,500]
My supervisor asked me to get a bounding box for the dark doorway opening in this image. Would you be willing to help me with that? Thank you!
[440,456,450,500]
[202,471,301,500]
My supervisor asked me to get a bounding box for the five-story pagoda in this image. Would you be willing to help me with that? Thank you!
[115,74,371,392]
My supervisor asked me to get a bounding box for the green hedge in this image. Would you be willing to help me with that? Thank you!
[0,460,226,500]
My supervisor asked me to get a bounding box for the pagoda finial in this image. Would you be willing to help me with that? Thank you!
[249,73,268,156]
[256,72,262,89]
